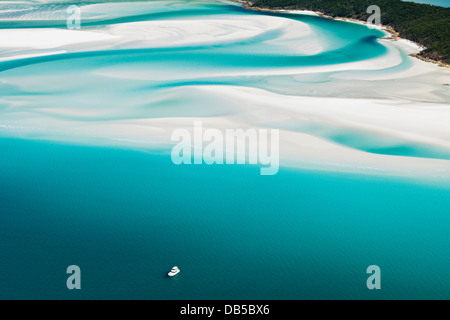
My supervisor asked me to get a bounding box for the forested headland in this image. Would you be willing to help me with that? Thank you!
[243,0,450,65]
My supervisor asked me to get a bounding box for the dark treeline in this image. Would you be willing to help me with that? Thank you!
[249,0,450,64]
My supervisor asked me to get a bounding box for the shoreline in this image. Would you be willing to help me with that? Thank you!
[232,0,449,68]
[1,0,449,180]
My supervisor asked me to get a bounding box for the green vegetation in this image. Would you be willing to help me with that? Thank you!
[248,0,450,64]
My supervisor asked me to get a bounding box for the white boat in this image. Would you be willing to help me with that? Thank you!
[168,266,180,277]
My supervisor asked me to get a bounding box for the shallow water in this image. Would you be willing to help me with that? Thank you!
[1,1,447,160]
[0,0,449,299]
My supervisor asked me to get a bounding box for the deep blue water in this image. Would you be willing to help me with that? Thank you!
[0,0,449,300]
[0,138,449,299]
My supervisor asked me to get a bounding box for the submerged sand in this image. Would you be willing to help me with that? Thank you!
[0,2,449,179]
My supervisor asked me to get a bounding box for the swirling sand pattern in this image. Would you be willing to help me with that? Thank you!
[1,1,450,178]
[1,2,449,172]
[0,1,449,300]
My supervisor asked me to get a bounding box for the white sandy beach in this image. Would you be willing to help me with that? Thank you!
[0,1,449,179]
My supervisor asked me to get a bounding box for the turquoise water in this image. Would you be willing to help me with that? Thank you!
[402,0,450,7]
[0,1,449,300]
[1,138,449,299]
